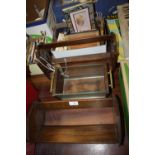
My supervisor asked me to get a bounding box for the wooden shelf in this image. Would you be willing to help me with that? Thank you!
[37,125,118,143]
[27,97,123,144]
[44,108,115,126]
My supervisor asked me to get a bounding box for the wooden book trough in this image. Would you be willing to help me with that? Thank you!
[27,96,124,144]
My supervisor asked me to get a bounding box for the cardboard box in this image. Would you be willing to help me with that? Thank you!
[26,0,53,39]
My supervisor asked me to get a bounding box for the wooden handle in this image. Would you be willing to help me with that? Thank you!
[108,69,113,88]
[50,72,55,93]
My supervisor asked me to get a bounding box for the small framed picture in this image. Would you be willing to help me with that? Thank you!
[70,8,91,32]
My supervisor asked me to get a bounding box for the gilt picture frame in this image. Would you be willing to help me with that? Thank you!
[70,8,91,32]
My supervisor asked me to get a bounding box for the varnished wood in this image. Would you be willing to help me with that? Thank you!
[37,34,116,50]
[64,30,100,49]
[28,74,56,101]
[27,34,122,144]
[38,98,113,109]
[52,63,107,97]
[37,125,117,143]
[27,95,123,144]
[35,34,118,79]
[51,62,110,99]
[63,77,105,94]
[26,102,45,142]
[35,142,129,155]
[44,108,115,126]
[29,74,51,90]
[27,66,128,154]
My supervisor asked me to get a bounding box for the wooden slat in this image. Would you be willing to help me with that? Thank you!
[63,77,105,94]
[39,98,113,109]
[37,34,115,50]
[44,108,115,126]
[64,30,100,49]
[37,125,117,143]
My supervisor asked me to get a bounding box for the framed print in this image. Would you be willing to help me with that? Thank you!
[70,8,91,32]
[63,2,96,33]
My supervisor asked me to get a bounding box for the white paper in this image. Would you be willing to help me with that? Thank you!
[52,44,106,59]
[69,101,79,106]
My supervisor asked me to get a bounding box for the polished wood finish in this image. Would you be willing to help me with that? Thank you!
[37,34,116,50]
[29,74,50,90]
[38,98,113,109]
[52,63,109,99]
[27,66,128,155]
[63,77,105,94]
[64,30,100,49]
[27,33,126,154]
[44,108,115,126]
[37,125,117,143]
[26,102,45,141]
[28,74,55,101]
[35,142,128,155]
[27,96,122,144]
[36,34,118,79]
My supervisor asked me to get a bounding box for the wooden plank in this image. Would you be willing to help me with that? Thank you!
[37,125,117,143]
[44,108,115,126]
[27,74,57,101]
[63,77,105,94]
[35,142,129,155]
[29,74,50,90]
[37,34,115,50]
[64,30,100,49]
[39,98,113,109]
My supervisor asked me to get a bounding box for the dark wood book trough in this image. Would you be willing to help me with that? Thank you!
[27,96,124,144]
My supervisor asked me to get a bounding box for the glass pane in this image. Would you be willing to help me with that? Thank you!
[52,63,109,99]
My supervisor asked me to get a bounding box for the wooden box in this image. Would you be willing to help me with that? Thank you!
[52,63,111,100]
[27,96,124,144]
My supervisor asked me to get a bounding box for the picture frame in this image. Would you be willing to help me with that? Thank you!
[70,8,91,32]
[61,0,79,5]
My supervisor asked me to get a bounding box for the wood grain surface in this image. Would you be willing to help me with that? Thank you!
[37,125,117,143]
[63,77,105,94]
[27,66,128,155]
[44,108,115,126]
[37,34,116,50]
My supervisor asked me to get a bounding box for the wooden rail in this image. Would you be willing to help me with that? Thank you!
[37,34,116,50]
